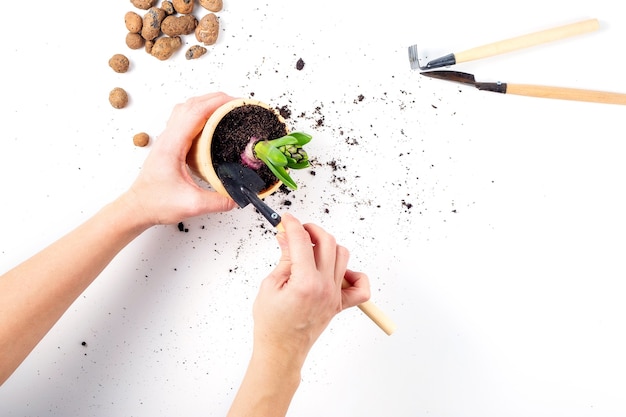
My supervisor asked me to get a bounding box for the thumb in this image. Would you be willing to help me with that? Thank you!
[197,191,237,213]
[263,229,292,287]
[275,228,291,263]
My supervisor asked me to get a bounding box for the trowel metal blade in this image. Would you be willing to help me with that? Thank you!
[216,162,282,228]
[216,163,265,208]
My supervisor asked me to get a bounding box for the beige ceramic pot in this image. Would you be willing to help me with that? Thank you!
[187,98,287,199]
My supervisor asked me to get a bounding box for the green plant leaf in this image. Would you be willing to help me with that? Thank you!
[288,132,312,146]
[266,146,289,167]
[267,163,298,190]
[288,161,310,170]
[270,136,298,148]
[255,141,286,166]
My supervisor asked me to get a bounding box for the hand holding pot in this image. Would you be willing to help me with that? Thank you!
[227,213,371,417]
[125,92,237,227]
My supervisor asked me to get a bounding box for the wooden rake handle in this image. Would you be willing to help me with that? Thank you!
[455,18,600,64]
[276,222,397,335]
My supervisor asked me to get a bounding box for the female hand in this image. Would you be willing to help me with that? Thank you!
[253,213,371,365]
[124,92,237,227]
[227,213,370,417]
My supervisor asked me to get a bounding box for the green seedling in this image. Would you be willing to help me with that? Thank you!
[241,132,312,189]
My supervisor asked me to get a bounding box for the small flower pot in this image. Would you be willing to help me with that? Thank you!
[187,98,289,198]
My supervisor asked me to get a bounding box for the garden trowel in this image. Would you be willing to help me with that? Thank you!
[216,162,282,228]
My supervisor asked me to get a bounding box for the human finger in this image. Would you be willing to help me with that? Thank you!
[192,189,237,214]
[333,244,350,289]
[281,213,316,271]
[161,92,235,154]
[341,269,371,309]
[269,231,293,279]
[302,222,337,277]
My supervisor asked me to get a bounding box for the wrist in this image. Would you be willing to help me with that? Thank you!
[108,190,157,234]
[251,344,304,386]
[253,328,314,373]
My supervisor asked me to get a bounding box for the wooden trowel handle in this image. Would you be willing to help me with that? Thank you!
[455,18,599,64]
[339,278,397,335]
[506,83,626,105]
[353,297,397,336]
[277,222,397,335]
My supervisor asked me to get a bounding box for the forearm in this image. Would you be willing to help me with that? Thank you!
[227,347,304,417]
[0,192,152,385]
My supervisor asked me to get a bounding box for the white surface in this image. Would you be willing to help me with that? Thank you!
[1,1,626,416]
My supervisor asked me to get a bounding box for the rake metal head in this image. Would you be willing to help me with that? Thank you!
[408,44,426,70]
[408,44,456,71]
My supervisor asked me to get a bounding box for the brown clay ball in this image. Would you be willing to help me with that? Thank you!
[124,11,143,33]
[109,87,129,109]
[199,0,223,12]
[185,45,207,60]
[150,36,182,60]
[172,0,194,14]
[126,32,145,49]
[133,132,150,147]
[145,40,154,54]
[195,13,219,45]
[108,54,130,73]
[130,0,156,10]
[141,7,166,41]
[161,0,175,15]
[161,14,197,37]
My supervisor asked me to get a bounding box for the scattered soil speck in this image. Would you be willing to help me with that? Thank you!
[277,105,291,120]
[345,136,359,146]
[296,58,305,70]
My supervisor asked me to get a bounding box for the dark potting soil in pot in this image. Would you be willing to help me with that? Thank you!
[211,104,288,188]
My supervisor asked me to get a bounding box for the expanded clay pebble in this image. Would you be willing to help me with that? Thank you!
[161,14,197,37]
[144,39,154,54]
[109,87,128,109]
[108,54,130,73]
[150,36,182,60]
[172,0,194,14]
[126,32,145,49]
[141,7,166,41]
[199,0,223,12]
[185,45,207,60]
[133,132,150,147]
[124,11,143,33]
[130,0,156,10]
[195,13,219,45]
[161,1,175,15]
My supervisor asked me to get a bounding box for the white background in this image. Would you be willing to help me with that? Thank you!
[1,1,626,416]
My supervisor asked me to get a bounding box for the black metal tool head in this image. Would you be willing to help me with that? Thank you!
[420,70,477,85]
[216,163,265,208]
[420,70,507,93]
[216,162,282,228]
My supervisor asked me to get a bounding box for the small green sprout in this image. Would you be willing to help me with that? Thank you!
[241,132,312,189]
